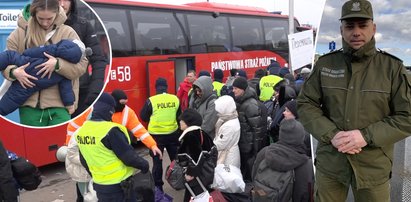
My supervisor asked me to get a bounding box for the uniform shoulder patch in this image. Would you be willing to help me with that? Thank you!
[318,48,343,59]
[378,49,403,62]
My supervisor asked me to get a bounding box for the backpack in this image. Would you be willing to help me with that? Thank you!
[252,152,294,202]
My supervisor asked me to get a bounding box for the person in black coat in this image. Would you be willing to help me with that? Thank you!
[178,109,215,202]
[60,0,108,117]
[0,141,18,202]
[253,119,314,202]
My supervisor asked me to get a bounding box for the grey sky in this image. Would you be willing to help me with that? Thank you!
[316,0,411,65]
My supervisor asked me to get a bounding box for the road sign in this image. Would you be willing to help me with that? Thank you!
[329,41,336,51]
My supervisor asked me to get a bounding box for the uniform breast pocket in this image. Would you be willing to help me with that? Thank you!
[359,84,391,119]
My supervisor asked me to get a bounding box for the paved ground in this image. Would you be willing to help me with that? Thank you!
[19,147,184,202]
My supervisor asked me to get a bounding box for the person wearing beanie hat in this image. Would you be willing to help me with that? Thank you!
[59,0,108,119]
[278,119,305,146]
[189,76,218,139]
[111,89,128,112]
[283,99,298,120]
[198,70,211,77]
[236,69,248,79]
[91,92,116,121]
[177,108,214,202]
[232,77,248,92]
[258,64,283,102]
[212,69,224,96]
[140,78,181,191]
[75,92,149,202]
[232,76,268,181]
[279,68,290,78]
[298,0,411,201]
[155,77,168,93]
[252,118,313,201]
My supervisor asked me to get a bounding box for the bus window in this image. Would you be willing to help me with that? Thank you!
[230,16,264,51]
[94,7,132,57]
[263,18,289,60]
[186,13,230,53]
[130,10,187,55]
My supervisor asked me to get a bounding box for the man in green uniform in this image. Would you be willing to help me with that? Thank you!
[297,0,411,201]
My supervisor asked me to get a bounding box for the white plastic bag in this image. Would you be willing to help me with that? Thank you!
[84,180,98,202]
[211,164,245,193]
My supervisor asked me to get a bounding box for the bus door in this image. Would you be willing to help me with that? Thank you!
[172,57,195,93]
[146,59,176,97]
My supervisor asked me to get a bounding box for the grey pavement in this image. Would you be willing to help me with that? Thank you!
[19,147,184,202]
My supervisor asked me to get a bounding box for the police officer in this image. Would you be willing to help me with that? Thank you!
[258,61,283,102]
[297,0,411,201]
[140,78,181,191]
[76,93,149,202]
[212,69,224,96]
[59,0,107,117]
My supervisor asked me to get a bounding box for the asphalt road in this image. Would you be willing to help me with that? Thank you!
[19,147,184,202]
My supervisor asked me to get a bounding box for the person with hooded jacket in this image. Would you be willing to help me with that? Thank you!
[269,85,297,143]
[252,119,313,202]
[59,0,108,117]
[140,78,180,191]
[188,76,218,139]
[76,93,149,202]
[0,141,19,202]
[232,77,268,182]
[3,0,88,126]
[213,95,241,168]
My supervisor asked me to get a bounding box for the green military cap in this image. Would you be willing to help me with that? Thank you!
[340,0,373,20]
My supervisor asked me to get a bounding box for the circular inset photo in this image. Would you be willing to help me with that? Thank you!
[0,0,110,166]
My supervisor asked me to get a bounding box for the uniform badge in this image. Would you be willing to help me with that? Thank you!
[351,2,361,11]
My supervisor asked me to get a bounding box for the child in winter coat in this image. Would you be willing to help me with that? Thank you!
[0,39,85,115]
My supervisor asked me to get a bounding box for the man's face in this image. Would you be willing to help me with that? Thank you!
[232,87,245,98]
[187,72,196,83]
[194,87,203,98]
[59,0,72,15]
[341,18,376,50]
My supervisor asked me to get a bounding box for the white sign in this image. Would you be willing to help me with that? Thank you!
[0,10,20,30]
[288,30,314,71]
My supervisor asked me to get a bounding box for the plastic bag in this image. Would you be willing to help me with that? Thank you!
[211,164,245,193]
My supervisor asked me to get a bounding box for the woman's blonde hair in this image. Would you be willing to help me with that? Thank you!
[26,0,60,47]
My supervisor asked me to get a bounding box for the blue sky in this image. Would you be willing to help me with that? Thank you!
[316,0,411,66]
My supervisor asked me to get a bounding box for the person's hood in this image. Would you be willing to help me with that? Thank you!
[278,85,297,106]
[215,95,236,115]
[342,36,376,62]
[65,0,79,26]
[235,86,257,104]
[17,4,30,30]
[193,76,214,102]
[264,144,308,172]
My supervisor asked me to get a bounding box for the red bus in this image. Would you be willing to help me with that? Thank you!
[0,0,306,166]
